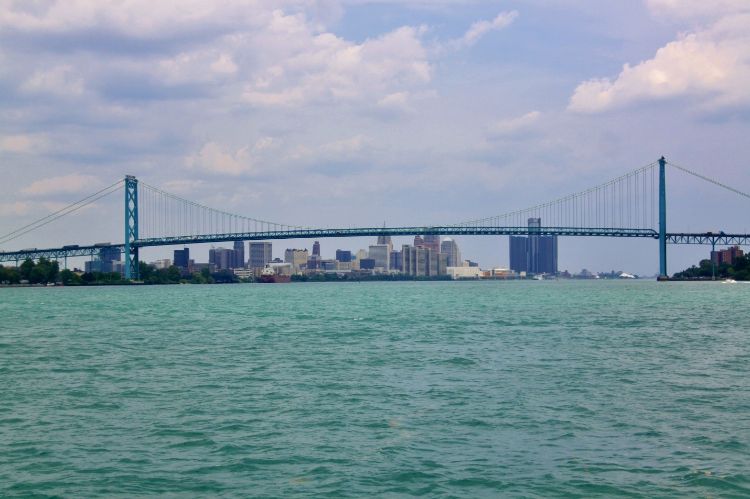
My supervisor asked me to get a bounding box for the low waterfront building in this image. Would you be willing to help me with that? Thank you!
[447,266,481,280]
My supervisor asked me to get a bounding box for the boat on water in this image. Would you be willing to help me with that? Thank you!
[258,266,291,283]
[722,278,737,284]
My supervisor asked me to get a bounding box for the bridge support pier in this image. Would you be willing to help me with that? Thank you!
[658,156,668,279]
[124,175,139,280]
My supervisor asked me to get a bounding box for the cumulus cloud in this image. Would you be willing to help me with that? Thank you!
[645,0,750,20]
[242,17,431,107]
[186,142,252,176]
[488,111,541,137]
[21,174,101,196]
[569,4,750,113]
[458,11,518,48]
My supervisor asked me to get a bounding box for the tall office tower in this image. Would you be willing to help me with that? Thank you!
[440,238,461,267]
[209,247,235,270]
[509,236,528,272]
[233,240,245,269]
[173,247,190,269]
[509,218,558,275]
[377,234,392,245]
[401,245,444,276]
[402,244,413,274]
[312,241,321,257]
[335,250,352,262]
[423,235,441,254]
[527,217,557,274]
[390,250,402,271]
[248,242,273,269]
[284,248,309,271]
[99,246,122,263]
[368,244,390,271]
[538,236,558,274]
[414,235,424,248]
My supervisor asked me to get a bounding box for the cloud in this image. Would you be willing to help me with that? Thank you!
[0,134,43,153]
[242,15,431,107]
[22,65,85,96]
[186,142,252,176]
[488,111,541,137]
[0,201,31,217]
[458,11,518,48]
[645,0,750,19]
[569,6,750,113]
[21,174,100,196]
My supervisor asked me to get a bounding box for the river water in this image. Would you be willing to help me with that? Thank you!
[1,281,748,497]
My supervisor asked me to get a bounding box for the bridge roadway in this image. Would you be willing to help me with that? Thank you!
[1,226,749,263]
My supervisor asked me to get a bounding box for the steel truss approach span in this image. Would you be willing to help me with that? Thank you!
[1,157,749,277]
[0,244,125,263]
[665,233,750,246]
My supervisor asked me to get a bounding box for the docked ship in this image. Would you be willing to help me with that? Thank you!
[258,266,291,283]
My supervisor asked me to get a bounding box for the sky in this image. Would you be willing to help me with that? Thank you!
[1,0,750,275]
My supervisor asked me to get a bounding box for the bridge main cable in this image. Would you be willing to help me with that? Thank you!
[0,179,124,246]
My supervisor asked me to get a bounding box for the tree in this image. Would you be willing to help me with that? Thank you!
[0,265,20,284]
[167,265,181,283]
[19,258,35,281]
[60,269,82,286]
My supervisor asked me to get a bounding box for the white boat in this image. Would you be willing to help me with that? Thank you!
[722,279,737,284]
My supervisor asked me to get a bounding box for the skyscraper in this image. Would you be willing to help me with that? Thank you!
[284,248,309,272]
[423,234,440,253]
[233,241,245,269]
[173,247,190,269]
[509,236,527,272]
[368,244,390,271]
[249,242,272,269]
[440,238,461,267]
[377,234,392,246]
[209,247,235,270]
[312,241,321,257]
[335,249,352,262]
[508,218,558,275]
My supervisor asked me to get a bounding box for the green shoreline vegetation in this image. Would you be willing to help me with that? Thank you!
[0,258,454,287]
[672,254,750,280]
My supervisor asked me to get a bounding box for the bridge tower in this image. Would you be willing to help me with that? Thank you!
[124,175,139,279]
[658,156,667,278]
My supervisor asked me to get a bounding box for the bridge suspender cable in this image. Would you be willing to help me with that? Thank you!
[0,180,124,246]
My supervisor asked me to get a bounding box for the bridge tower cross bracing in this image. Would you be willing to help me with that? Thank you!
[658,156,667,278]
[124,175,139,279]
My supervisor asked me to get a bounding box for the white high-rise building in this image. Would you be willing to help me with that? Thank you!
[440,238,462,267]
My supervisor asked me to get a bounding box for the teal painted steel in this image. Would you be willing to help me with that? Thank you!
[0,244,124,263]
[132,226,659,248]
[659,157,667,277]
[124,176,139,279]
[3,230,748,265]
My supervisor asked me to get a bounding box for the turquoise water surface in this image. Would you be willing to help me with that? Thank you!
[1,281,748,497]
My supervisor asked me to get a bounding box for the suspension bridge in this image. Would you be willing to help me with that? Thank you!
[1,157,748,280]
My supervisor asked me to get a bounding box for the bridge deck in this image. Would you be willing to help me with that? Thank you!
[3,227,749,263]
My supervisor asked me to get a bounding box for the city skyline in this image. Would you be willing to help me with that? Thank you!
[1,1,749,274]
